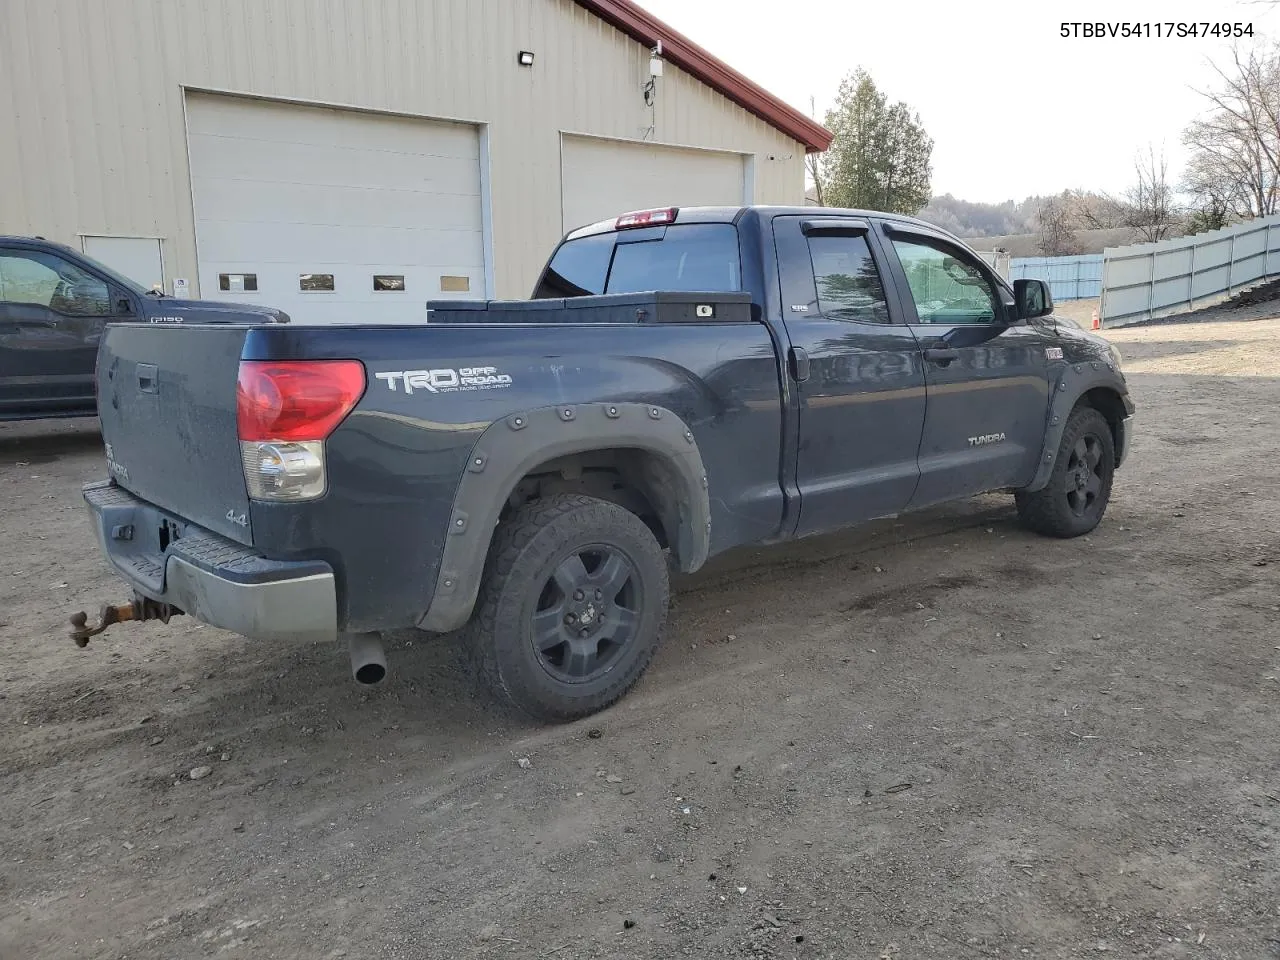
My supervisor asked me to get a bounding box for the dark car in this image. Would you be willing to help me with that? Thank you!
[0,236,287,421]
[75,206,1133,722]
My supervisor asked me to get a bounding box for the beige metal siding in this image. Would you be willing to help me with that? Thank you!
[0,0,807,299]
[560,135,747,231]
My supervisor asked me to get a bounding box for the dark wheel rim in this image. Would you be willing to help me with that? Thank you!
[530,545,642,684]
[1064,433,1105,517]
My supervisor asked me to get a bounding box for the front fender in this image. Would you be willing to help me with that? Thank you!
[418,401,710,633]
[1024,360,1134,493]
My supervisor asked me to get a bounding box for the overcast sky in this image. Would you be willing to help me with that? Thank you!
[636,0,1280,203]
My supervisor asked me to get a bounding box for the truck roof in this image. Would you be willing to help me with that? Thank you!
[0,234,77,249]
[564,205,965,245]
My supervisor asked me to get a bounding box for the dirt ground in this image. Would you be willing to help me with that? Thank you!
[2,316,1279,960]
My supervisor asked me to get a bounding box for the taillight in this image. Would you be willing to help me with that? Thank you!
[236,360,365,501]
[615,207,677,229]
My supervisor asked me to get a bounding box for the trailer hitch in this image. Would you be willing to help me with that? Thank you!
[69,597,183,647]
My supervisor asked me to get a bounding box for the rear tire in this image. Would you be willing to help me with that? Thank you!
[1016,405,1115,538]
[464,493,669,722]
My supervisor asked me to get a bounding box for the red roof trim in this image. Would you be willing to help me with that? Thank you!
[573,0,833,153]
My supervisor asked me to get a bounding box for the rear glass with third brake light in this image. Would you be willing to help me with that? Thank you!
[615,207,677,229]
[534,223,742,299]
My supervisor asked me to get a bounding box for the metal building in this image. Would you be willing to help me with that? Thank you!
[0,0,829,322]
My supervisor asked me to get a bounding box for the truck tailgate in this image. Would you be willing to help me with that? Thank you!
[97,324,254,544]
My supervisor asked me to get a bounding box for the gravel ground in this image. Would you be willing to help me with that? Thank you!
[1,317,1278,960]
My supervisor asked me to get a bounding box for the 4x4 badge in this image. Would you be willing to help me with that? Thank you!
[1045,347,1064,360]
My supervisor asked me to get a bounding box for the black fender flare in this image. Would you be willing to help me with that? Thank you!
[418,401,710,633]
[1024,361,1134,493]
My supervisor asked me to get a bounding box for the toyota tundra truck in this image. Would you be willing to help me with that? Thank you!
[73,206,1133,722]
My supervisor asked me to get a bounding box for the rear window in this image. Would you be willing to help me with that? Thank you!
[534,224,741,298]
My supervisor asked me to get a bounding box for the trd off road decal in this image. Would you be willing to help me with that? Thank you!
[375,367,514,395]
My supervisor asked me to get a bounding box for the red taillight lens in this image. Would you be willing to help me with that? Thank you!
[236,361,366,442]
[615,207,677,229]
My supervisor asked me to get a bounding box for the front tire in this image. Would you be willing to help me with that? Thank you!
[464,493,669,722]
[1016,405,1116,538]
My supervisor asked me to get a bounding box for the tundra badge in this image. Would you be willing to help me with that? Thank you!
[968,433,1007,447]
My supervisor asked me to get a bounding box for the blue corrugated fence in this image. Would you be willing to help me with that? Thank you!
[1009,255,1103,302]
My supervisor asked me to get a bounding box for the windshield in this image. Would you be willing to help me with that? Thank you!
[51,242,149,295]
[534,224,741,298]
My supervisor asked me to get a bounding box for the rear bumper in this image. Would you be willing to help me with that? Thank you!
[83,481,337,642]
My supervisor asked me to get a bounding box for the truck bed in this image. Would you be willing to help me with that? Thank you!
[94,311,785,633]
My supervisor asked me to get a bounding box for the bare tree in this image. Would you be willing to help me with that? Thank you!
[1035,194,1077,255]
[1181,42,1280,219]
[1073,148,1177,242]
[1180,149,1241,232]
[1124,146,1176,242]
[1074,191,1128,231]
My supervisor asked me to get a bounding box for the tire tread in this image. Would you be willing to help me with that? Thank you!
[461,493,668,722]
[1016,405,1115,538]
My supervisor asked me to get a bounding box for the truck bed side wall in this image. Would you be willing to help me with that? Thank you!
[243,322,784,632]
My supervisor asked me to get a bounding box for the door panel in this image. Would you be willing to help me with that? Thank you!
[774,217,926,538]
[0,248,108,414]
[881,229,1050,505]
[82,236,163,291]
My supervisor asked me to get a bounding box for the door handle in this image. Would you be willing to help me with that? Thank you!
[137,362,158,393]
[788,346,810,382]
[924,347,959,366]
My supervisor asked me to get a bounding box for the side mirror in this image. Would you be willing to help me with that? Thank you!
[114,295,133,316]
[1013,278,1053,320]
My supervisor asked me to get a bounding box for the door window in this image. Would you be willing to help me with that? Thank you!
[0,251,110,316]
[806,234,891,324]
[891,238,1000,325]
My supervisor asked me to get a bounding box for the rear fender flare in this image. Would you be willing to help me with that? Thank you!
[418,402,710,633]
[1024,362,1132,492]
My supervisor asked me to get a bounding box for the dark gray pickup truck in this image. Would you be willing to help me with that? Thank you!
[0,236,287,421]
[74,206,1133,721]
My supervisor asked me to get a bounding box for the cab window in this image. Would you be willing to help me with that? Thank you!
[535,224,741,298]
[806,233,890,324]
[891,238,1000,325]
[534,234,614,297]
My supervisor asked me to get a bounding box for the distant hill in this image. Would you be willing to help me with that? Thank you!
[965,227,1150,257]
[803,190,1180,254]
[917,195,1031,238]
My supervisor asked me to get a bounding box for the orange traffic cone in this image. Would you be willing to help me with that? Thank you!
[1091,308,1101,330]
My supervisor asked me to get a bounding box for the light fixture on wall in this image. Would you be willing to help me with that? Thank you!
[517,50,535,67]
[641,42,662,140]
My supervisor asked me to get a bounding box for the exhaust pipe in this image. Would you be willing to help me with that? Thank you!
[348,632,387,685]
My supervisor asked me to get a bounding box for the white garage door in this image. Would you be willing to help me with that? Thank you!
[186,93,487,324]
[561,135,747,232]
